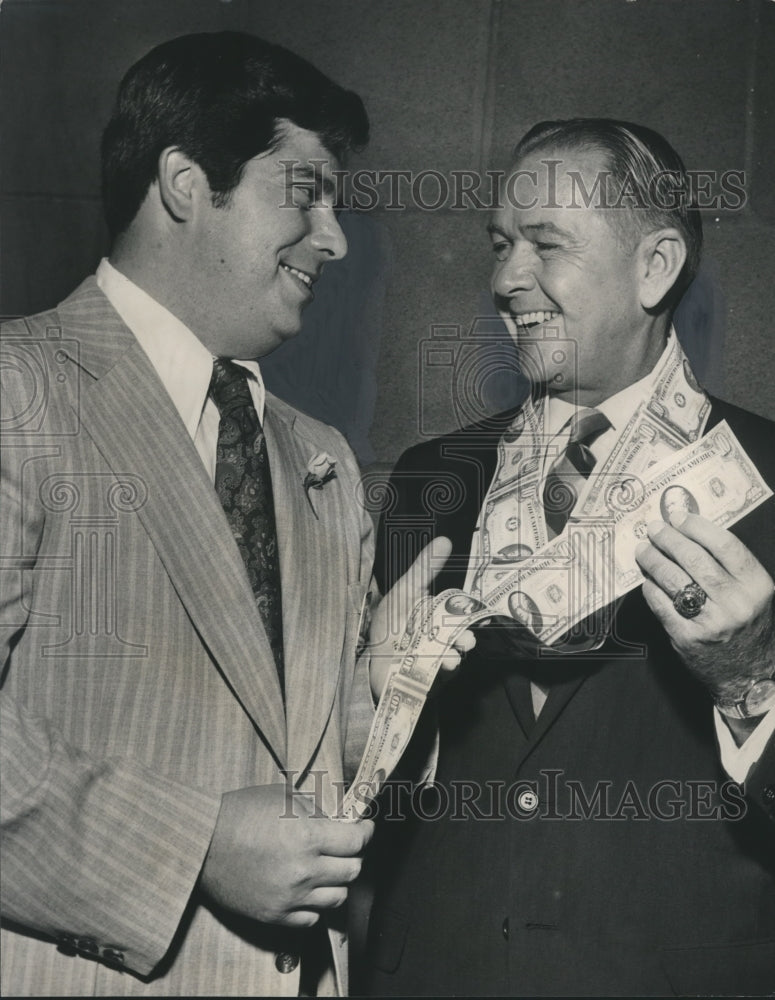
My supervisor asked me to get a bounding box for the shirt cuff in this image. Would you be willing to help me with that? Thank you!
[714,705,775,784]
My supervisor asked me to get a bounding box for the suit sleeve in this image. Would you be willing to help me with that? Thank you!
[0,694,221,975]
[0,378,222,977]
[707,406,775,823]
[743,733,775,824]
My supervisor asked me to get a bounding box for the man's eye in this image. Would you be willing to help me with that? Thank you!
[294,186,317,208]
[491,241,511,261]
[534,241,558,254]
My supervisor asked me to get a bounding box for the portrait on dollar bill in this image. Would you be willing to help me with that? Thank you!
[659,484,701,523]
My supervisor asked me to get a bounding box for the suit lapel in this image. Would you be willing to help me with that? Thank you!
[59,281,287,762]
[501,670,536,739]
[511,671,587,770]
[264,400,347,773]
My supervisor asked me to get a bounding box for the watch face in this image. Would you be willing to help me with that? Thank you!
[744,679,775,716]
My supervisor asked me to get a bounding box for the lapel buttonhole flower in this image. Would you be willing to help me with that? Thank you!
[303,452,337,519]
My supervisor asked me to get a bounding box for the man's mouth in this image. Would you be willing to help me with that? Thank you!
[280,262,315,292]
[512,309,560,332]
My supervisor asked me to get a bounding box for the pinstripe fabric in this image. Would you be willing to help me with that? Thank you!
[0,279,375,996]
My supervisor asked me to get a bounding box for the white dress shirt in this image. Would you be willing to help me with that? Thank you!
[96,257,266,483]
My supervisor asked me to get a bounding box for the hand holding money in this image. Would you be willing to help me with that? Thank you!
[343,423,771,817]
[367,536,477,702]
[636,512,775,709]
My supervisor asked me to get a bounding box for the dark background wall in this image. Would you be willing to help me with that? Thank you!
[2,0,774,471]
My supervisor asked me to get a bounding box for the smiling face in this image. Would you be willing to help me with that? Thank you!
[180,120,347,359]
[489,147,665,404]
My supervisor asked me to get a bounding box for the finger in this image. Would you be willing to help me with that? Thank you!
[396,536,453,604]
[635,540,695,600]
[668,512,770,585]
[315,816,374,856]
[282,910,320,928]
[641,577,694,634]
[645,520,728,595]
[299,886,349,910]
[307,855,364,888]
[438,649,462,674]
[452,628,476,654]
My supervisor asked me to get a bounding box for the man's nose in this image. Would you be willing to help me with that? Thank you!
[491,242,536,299]
[311,208,348,261]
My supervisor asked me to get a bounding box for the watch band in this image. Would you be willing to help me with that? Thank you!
[716,675,775,720]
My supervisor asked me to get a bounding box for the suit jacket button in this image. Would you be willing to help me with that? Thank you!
[275,952,299,973]
[517,789,539,813]
[57,933,78,956]
[102,947,125,966]
[763,785,775,807]
[502,917,510,940]
[78,937,99,955]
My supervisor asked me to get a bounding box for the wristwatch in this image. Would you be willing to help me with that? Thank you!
[716,674,775,720]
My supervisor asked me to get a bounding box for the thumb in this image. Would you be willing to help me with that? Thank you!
[395,536,453,605]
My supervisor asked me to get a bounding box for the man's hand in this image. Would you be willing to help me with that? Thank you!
[367,536,477,701]
[199,784,373,927]
[635,512,775,703]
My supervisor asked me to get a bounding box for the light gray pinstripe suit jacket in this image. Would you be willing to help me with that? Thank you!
[0,279,375,996]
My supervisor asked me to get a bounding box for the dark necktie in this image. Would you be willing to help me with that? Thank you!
[210,358,284,693]
[542,407,611,538]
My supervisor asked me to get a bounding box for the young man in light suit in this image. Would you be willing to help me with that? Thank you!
[0,31,461,997]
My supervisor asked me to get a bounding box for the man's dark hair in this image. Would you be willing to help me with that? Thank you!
[514,118,703,309]
[101,31,369,239]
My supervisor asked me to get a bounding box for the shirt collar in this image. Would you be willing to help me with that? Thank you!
[95,258,266,433]
[546,330,677,438]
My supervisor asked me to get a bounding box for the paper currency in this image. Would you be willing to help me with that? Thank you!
[647,337,711,442]
[484,421,772,643]
[340,590,490,818]
[341,421,771,817]
[576,406,692,517]
[577,336,711,519]
[608,420,771,591]
[468,488,545,598]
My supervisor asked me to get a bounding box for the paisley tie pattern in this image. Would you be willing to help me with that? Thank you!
[210,358,284,693]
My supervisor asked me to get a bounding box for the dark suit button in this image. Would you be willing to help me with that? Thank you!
[102,947,125,966]
[763,785,775,806]
[275,952,299,974]
[57,933,78,956]
[78,937,99,955]
[502,917,510,940]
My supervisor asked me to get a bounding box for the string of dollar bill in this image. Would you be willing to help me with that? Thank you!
[339,421,772,818]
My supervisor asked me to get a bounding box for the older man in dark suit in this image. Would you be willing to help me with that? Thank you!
[363,119,775,997]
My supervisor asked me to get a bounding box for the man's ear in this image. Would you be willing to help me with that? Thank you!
[157,147,207,222]
[637,228,687,310]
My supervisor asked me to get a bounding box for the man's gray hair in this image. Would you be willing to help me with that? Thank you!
[514,118,703,309]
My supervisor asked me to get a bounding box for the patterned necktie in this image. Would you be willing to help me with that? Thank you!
[542,407,611,538]
[210,358,284,693]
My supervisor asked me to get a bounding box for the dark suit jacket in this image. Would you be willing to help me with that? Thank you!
[363,396,775,997]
